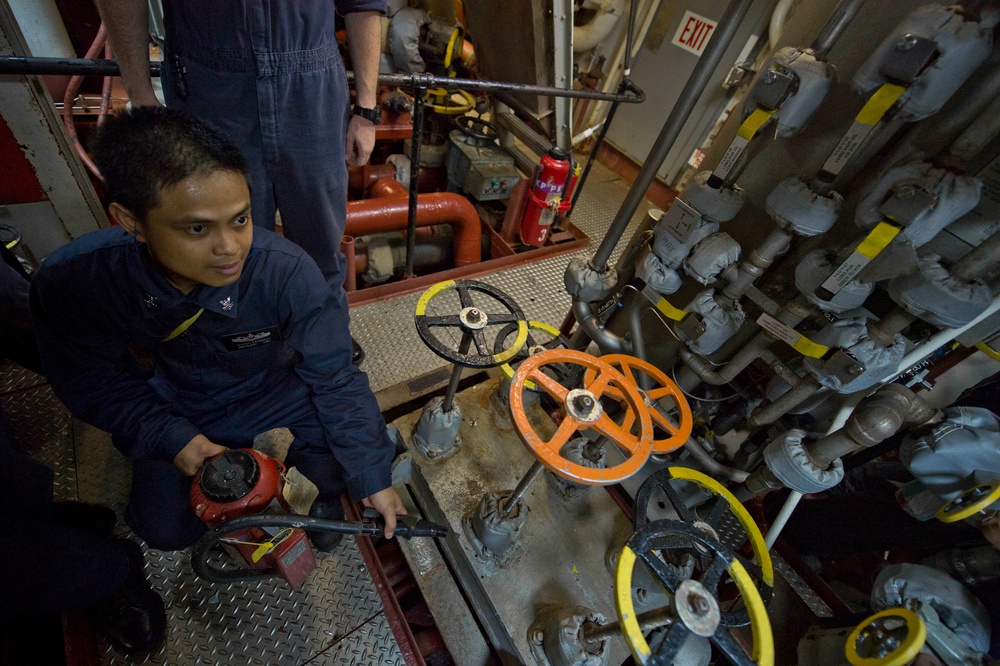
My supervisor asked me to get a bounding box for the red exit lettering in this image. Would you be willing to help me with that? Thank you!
[672,11,718,55]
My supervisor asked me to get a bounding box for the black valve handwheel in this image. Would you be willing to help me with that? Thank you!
[495,320,579,391]
[414,279,529,368]
[615,519,773,666]
[455,115,498,142]
[633,467,773,627]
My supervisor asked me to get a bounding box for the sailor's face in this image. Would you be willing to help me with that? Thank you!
[137,170,253,294]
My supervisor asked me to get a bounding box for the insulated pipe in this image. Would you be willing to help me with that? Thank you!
[810,0,865,61]
[345,192,481,266]
[589,0,754,271]
[952,230,1000,283]
[574,0,626,53]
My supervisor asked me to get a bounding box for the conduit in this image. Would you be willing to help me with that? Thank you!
[345,190,481,267]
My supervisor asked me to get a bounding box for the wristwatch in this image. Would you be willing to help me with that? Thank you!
[353,104,382,125]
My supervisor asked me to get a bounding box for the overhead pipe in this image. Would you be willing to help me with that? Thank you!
[345,191,481,267]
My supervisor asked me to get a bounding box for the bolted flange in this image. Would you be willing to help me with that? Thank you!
[527,606,609,666]
[546,437,606,500]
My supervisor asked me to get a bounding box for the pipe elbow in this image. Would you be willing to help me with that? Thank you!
[572,299,630,354]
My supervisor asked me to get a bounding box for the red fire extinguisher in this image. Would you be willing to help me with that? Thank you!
[190,449,317,587]
[519,147,575,246]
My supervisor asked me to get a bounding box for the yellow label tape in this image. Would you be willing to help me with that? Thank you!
[856,83,906,126]
[756,313,829,359]
[640,282,686,321]
[855,221,900,258]
[737,108,777,140]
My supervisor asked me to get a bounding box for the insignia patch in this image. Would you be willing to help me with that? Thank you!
[144,294,157,308]
[219,297,234,311]
[221,327,280,351]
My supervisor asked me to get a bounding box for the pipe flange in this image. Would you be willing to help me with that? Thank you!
[565,258,617,303]
[766,176,842,237]
[527,606,609,666]
[795,250,873,314]
[682,171,747,223]
[888,255,991,328]
[763,429,845,494]
[412,397,463,460]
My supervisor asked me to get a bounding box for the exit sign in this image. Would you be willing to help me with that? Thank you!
[672,10,717,56]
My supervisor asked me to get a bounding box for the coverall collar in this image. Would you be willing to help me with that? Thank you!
[126,238,241,319]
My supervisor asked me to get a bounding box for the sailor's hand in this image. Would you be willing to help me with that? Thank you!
[362,487,407,538]
[173,435,227,476]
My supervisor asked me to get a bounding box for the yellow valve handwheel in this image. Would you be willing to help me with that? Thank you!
[845,608,926,666]
[633,466,774,627]
[497,321,574,391]
[583,354,693,454]
[414,279,529,368]
[936,480,1000,523]
[614,519,774,666]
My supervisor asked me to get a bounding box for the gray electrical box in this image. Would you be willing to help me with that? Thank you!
[446,130,522,201]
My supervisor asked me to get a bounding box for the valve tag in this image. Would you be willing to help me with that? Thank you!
[640,281,685,321]
[756,313,829,358]
[820,221,900,295]
[711,108,776,183]
[819,83,906,179]
[251,541,275,563]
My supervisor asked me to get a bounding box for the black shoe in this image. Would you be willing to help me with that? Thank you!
[93,540,166,656]
[52,501,117,538]
[351,337,365,366]
[307,499,346,552]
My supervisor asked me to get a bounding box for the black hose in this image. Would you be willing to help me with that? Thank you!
[190,514,448,584]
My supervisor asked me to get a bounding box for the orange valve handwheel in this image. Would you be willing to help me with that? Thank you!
[583,354,693,454]
[510,348,653,485]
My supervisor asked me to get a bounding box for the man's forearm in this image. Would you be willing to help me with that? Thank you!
[94,0,160,106]
[344,11,382,109]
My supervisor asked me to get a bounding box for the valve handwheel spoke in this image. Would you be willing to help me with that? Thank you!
[414,279,529,368]
[615,520,774,666]
[495,321,576,391]
[633,467,774,627]
[583,354,693,454]
[510,348,653,485]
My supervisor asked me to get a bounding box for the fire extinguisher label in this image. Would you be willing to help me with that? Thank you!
[535,176,565,196]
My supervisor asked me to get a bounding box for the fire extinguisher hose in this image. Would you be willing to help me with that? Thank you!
[191,513,449,583]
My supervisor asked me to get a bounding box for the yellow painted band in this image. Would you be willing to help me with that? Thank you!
[615,545,652,663]
[492,320,529,364]
[738,108,777,140]
[936,480,1000,523]
[499,321,563,387]
[655,297,686,322]
[162,307,204,342]
[4,239,16,250]
[845,608,926,666]
[791,336,830,359]
[669,466,774,586]
[856,83,906,126]
[856,222,900,259]
[729,556,775,666]
[975,341,1000,363]
[414,280,456,317]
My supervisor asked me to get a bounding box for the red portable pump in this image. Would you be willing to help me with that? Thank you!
[190,449,317,588]
[518,147,579,246]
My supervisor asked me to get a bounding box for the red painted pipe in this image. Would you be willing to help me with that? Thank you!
[346,190,481,267]
[369,177,408,199]
[347,163,397,192]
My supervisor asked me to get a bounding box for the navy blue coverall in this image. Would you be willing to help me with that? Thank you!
[30,228,394,550]
[159,0,386,293]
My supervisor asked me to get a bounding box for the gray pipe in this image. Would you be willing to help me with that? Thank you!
[573,299,631,354]
[721,228,794,303]
[953,229,1000,283]
[746,375,822,428]
[628,298,654,390]
[683,438,750,483]
[810,0,866,61]
[590,0,755,270]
